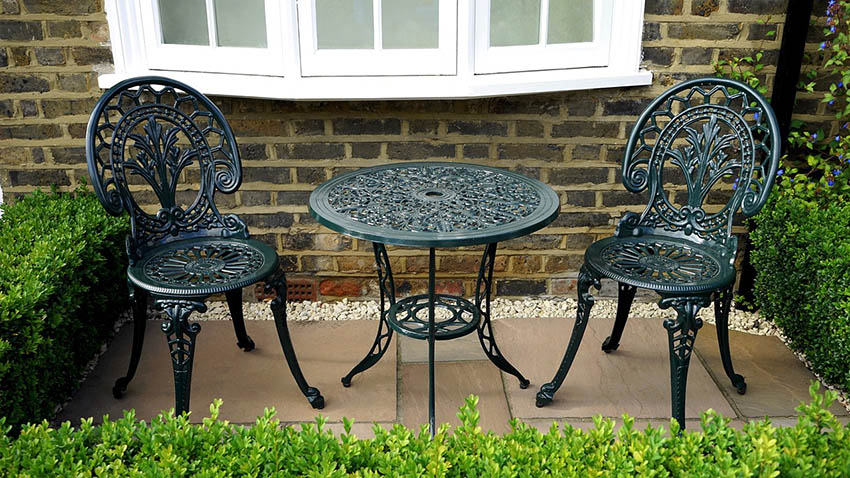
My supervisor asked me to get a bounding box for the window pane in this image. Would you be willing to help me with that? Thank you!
[490,0,540,47]
[159,0,210,45]
[214,0,267,47]
[316,0,374,49]
[382,0,438,49]
[548,0,593,44]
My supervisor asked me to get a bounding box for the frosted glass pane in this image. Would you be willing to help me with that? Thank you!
[490,0,540,47]
[316,0,373,49]
[159,0,209,45]
[382,0,438,49]
[214,0,267,47]
[548,0,593,44]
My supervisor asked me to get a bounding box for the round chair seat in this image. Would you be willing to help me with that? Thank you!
[128,237,279,297]
[584,235,735,294]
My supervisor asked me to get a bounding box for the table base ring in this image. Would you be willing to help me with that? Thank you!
[388,294,481,341]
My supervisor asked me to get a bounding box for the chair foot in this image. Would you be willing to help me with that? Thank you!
[601,336,619,353]
[519,378,530,389]
[306,387,325,409]
[535,386,554,407]
[341,376,352,387]
[732,374,747,395]
[237,337,255,351]
[112,377,130,399]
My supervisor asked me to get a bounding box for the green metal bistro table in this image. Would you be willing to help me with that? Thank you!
[309,162,559,436]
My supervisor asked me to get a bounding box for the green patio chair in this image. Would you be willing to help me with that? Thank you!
[85,76,324,414]
[536,77,781,428]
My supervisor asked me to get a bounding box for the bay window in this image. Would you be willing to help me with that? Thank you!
[101,0,650,99]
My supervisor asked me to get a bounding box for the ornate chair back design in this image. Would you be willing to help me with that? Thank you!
[86,77,245,264]
[620,78,781,248]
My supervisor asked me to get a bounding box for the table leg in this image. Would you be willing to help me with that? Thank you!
[475,243,530,388]
[341,242,396,387]
[427,247,436,438]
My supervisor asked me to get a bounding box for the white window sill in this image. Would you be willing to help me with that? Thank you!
[97,68,653,101]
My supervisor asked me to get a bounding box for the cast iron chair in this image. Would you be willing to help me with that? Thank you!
[86,76,324,414]
[536,77,780,428]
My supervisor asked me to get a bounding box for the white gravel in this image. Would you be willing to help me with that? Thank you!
[181,296,778,336]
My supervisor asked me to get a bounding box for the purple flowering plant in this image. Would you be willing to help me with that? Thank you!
[781,0,850,200]
[716,3,850,201]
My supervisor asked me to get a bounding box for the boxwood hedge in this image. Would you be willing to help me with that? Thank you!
[1,387,848,477]
[751,196,850,390]
[0,189,129,433]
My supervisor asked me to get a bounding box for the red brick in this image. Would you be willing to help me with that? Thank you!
[320,279,365,297]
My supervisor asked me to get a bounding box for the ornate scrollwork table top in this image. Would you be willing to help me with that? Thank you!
[309,162,560,247]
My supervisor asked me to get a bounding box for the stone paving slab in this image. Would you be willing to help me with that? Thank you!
[401,361,512,434]
[57,316,842,434]
[495,317,736,420]
[695,324,849,418]
[57,320,397,425]
[400,332,486,363]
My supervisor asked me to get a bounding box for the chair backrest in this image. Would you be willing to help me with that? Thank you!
[86,76,246,263]
[621,77,781,248]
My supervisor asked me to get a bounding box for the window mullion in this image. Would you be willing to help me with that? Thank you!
[373,0,382,51]
[206,0,217,47]
[539,0,549,46]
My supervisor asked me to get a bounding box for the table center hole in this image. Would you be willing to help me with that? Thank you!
[425,190,443,197]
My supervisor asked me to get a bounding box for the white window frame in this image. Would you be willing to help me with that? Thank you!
[100,0,651,100]
[298,0,457,76]
[474,0,613,74]
[137,0,287,76]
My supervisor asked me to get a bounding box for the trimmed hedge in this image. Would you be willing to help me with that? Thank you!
[1,387,848,477]
[751,196,850,390]
[0,189,129,433]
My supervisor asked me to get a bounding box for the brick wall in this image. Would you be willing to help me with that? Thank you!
[0,0,825,301]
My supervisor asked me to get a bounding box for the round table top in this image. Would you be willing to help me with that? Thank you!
[309,162,560,247]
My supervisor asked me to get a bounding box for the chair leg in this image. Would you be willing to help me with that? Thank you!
[536,265,601,407]
[225,289,255,351]
[265,272,325,409]
[602,282,637,353]
[113,286,148,398]
[157,299,206,416]
[658,295,710,430]
[715,286,747,394]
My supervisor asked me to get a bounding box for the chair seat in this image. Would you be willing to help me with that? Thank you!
[128,237,279,298]
[584,235,735,294]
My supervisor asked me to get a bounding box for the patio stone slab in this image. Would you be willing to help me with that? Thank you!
[400,361,512,434]
[494,317,736,420]
[695,324,849,418]
[57,320,396,426]
[400,332,487,363]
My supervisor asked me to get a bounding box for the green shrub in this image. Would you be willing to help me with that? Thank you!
[751,195,850,390]
[0,189,129,433]
[1,386,848,477]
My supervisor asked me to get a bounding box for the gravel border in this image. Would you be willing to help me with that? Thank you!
[181,296,779,336]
